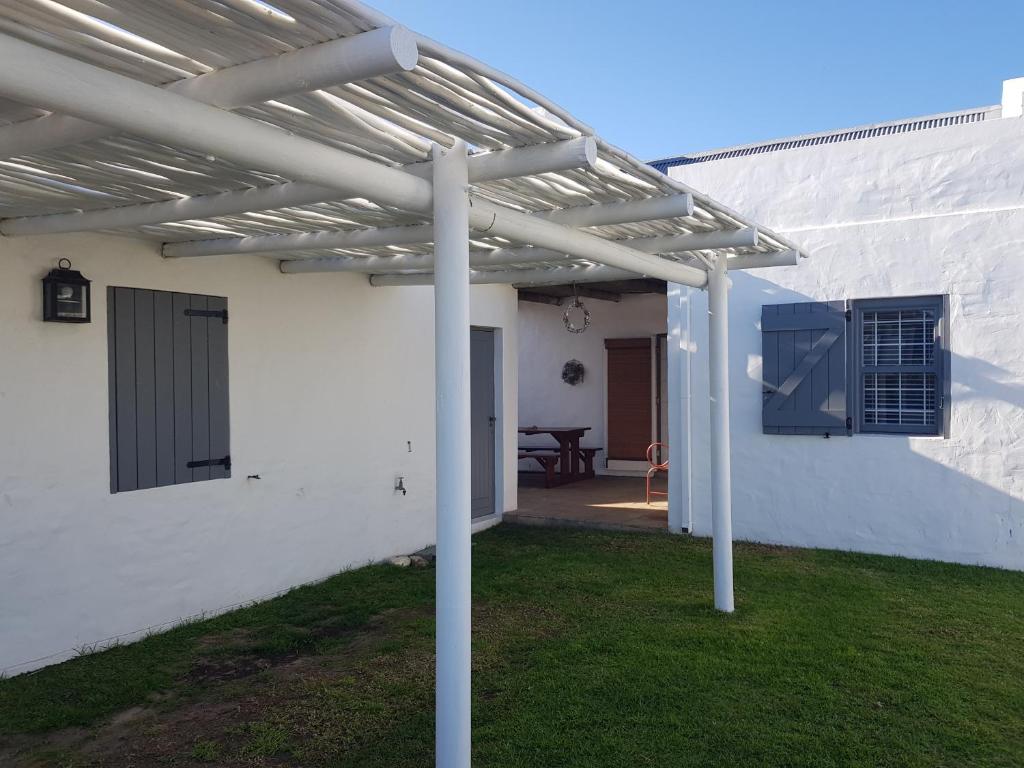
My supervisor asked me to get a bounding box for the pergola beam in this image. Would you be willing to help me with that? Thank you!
[279,248,797,275]
[163,219,750,260]
[0,26,419,160]
[0,32,707,288]
[3,137,596,238]
[368,264,640,287]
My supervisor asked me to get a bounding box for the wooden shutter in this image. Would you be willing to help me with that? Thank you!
[109,287,230,492]
[605,338,652,460]
[761,301,849,436]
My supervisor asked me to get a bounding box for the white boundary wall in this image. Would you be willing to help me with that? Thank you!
[0,234,518,673]
[670,113,1024,570]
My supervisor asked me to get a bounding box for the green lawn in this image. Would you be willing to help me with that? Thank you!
[2,525,1023,767]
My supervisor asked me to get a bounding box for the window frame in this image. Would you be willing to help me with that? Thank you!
[850,294,950,437]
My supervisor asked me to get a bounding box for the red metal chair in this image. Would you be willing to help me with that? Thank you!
[646,442,668,504]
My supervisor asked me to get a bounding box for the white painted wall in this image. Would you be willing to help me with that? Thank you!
[0,234,518,673]
[517,294,665,463]
[669,113,1024,570]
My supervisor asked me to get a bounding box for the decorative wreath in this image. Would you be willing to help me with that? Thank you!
[561,359,585,386]
[562,296,591,334]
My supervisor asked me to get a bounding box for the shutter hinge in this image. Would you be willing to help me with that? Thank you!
[845,416,853,432]
[187,455,231,471]
[845,308,852,322]
[184,308,228,323]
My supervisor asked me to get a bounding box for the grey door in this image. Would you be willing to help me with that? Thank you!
[470,328,496,519]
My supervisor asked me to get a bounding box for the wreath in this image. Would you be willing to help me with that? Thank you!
[562,296,591,334]
[561,359,585,386]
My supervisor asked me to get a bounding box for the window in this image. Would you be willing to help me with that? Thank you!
[761,295,948,438]
[108,287,230,492]
[854,297,944,434]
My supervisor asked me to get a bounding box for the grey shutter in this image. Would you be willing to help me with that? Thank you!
[109,288,229,492]
[761,301,849,436]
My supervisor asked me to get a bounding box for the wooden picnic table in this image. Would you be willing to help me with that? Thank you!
[518,426,595,484]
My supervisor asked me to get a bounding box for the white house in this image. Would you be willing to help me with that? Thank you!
[0,15,807,768]
[518,79,1024,573]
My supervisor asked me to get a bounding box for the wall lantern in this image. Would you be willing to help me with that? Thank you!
[43,258,91,323]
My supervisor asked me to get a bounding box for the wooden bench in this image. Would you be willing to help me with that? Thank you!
[578,447,602,477]
[518,450,562,488]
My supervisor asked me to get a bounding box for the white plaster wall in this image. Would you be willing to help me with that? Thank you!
[517,293,666,458]
[0,235,518,673]
[670,115,1024,570]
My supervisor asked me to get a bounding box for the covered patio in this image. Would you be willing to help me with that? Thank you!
[0,1,804,765]
[510,475,669,532]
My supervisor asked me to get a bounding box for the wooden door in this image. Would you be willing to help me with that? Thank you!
[605,338,652,461]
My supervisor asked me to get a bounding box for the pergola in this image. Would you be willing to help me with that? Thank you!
[0,1,806,765]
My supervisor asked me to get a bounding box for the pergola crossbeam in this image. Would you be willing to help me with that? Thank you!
[3,137,597,238]
[0,26,419,160]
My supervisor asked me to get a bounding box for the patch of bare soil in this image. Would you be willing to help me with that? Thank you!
[2,608,431,768]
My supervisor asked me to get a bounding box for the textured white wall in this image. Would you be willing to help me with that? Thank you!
[670,115,1024,570]
[517,294,665,458]
[0,234,518,673]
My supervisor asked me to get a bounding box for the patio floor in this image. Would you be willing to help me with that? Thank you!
[507,474,669,532]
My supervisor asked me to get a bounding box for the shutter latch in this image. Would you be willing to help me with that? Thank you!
[184,307,228,323]
[187,455,231,470]
[845,308,852,322]
[845,417,853,433]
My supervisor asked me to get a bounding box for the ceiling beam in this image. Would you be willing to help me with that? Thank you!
[164,203,725,260]
[0,33,708,288]
[369,264,640,287]
[0,26,419,160]
[517,291,563,306]
[4,137,595,238]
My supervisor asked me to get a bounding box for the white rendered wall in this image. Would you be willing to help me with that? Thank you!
[0,234,518,673]
[670,114,1024,570]
[517,294,665,461]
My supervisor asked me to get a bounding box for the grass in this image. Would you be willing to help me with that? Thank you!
[1,525,1023,767]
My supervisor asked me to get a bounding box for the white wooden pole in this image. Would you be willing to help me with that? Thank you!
[666,283,693,534]
[432,140,472,768]
[707,255,735,612]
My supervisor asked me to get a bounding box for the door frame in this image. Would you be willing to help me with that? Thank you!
[470,325,504,531]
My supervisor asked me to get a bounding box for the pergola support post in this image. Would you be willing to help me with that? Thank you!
[432,140,472,768]
[707,255,735,612]
[666,283,693,535]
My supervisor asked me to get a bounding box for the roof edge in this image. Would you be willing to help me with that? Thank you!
[651,104,1001,172]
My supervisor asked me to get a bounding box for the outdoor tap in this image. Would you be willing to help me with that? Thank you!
[395,476,407,496]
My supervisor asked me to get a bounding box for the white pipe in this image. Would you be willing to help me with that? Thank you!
[0,26,418,159]
[368,263,638,286]
[666,283,693,535]
[432,141,472,768]
[726,250,799,270]
[9,138,593,238]
[282,247,799,276]
[468,200,707,287]
[707,256,734,613]
[166,222,436,258]
[0,33,706,287]
[407,136,597,181]
[531,194,693,227]
[161,194,704,258]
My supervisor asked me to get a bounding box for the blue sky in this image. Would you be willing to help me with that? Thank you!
[371,0,1024,161]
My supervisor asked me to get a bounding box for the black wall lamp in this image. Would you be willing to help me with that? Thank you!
[42,258,91,323]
